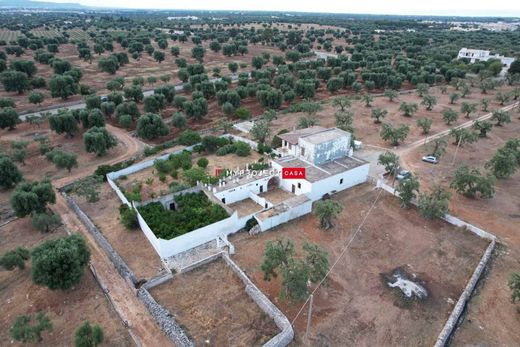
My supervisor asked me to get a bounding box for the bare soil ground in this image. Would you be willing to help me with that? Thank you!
[267,85,517,149]
[0,121,134,218]
[150,258,279,346]
[400,116,520,346]
[230,184,489,346]
[73,183,164,280]
[0,218,133,346]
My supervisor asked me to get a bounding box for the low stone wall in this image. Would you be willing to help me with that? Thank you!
[64,194,137,286]
[137,288,193,347]
[142,271,174,291]
[434,239,496,347]
[375,179,497,346]
[222,253,294,347]
[64,192,193,347]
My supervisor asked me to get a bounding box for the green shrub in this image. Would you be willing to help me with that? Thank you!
[0,247,30,270]
[137,192,228,239]
[197,157,209,168]
[74,321,104,347]
[169,181,189,193]
[177,129,201,146]
[257,143,272,154]
[10,313,53,343]
[119,204,138,230]
[234,141,251,157]
[216,144,236,156]
[94,159,134,180]
[235,106,251,119]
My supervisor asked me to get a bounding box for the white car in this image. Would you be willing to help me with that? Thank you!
[396,170,411,180]
[422,155,439,164]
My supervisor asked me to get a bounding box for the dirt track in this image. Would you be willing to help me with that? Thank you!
[48,124,174,346]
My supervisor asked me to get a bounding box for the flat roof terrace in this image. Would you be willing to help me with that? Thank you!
[259,187,296,205]
[273,155,368,182]
[228,198,264,218]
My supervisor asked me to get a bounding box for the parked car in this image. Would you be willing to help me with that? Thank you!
[396,169,411,180]
[422,155,439,164]
[100,96,108,102]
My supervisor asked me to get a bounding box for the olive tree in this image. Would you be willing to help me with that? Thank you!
[399,102,418,117]
[83,127,117,156]
[0,154,22,188]
[136,113,169,140]
[313,199,343,230]
[418,186,451,220]
[395,174,420,208]
[380,123,410,146]
[10,180,55,217]
[450,165,495,199]
[377,151,400,175]
[31,234,90,290]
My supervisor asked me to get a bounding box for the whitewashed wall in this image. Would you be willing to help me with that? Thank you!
[107,177,130,206]
[257,199,313,231]
[134,206,243,259]
[249,191,273,209]
[213,176,272,205]
[306,163,369,201]
[225,134,259,150]
[270,161,311,196]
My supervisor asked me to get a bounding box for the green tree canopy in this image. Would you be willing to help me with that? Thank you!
[0,154,22,188]
[136,113,169,140]
[83,126,117,156]
[10,180,55,217]
[74,321,104,347]
[31,234,90,290]
[313,199,343,230]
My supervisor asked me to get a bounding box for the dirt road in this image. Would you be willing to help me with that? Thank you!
[47,124,173,346]
[54,124,145,187]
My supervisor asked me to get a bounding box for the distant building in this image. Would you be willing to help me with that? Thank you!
[457,48,515,68]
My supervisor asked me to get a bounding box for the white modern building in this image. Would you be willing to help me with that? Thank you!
[457,48,515,68]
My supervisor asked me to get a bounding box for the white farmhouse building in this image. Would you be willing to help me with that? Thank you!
[457,48,515,68]
[107,127,369,260]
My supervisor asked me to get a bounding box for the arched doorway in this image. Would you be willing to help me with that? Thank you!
[267,176,279,190]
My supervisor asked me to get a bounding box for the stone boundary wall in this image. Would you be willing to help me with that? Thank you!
[375,180,497,347]
[63,192,193,347]
[434,239,496,347]
[178,251,224,274]
[142,271,174,291]
[64,194,138,286]
[222,253,294,347]
[146,251,294,347]
[136,288,193,347]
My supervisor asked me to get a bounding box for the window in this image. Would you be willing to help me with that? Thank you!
[221,198,226,204]
[301,147,305,156]
[289,144,292,150]
[297,183,301,189]
[340,178,344,184]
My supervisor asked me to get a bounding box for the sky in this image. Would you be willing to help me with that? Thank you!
[42,0,520,17]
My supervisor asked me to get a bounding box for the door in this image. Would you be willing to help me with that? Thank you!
[259,185,264,193]
[291,184,296,193]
